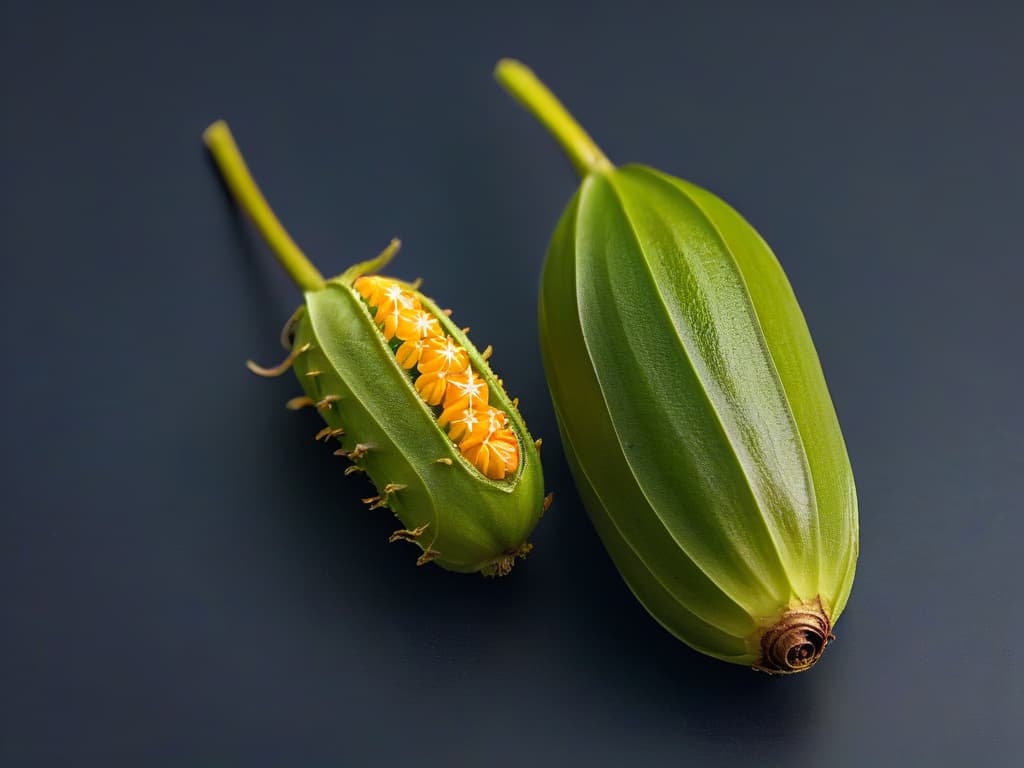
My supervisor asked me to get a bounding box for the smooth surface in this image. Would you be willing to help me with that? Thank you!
[2,1,1020,765]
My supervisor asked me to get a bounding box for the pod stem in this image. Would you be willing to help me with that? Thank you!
[203,120,326,292]
[494,59,613,178]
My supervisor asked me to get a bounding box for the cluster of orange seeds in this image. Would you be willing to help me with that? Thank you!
[353,275,520,480]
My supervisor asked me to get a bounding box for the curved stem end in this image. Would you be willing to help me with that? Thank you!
[494,58,612,178]
[203,120,326,293]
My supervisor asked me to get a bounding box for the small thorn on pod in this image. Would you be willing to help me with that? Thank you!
[535,438,543,452]
[366,482,406,509]
[344,465,365,476]
[542,492,554,514]
[316,426,345,441]
[442,308,453,316]
[247,343,312,378]
[316,394,342,411]
[435,457,453,466]
[462,326,471,333]
[388,523,429,543]
[285,396,315,411]
[410,277,423,290]
[349,442,374,460]
[416,548,441,566]
[481,345,493,361]
[304,369,323,378]
[512,397,520,408]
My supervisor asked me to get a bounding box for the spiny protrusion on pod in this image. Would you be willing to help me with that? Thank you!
[495,59,858,669]
[246,342,312,377]
[316,394,342,411]
[315,426,345,442]
[389,523,429,544]
[204,119,546,576]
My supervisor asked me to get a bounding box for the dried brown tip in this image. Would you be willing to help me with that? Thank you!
[542,492,554,514]
[480,541,533,578]
[754,598,833,675]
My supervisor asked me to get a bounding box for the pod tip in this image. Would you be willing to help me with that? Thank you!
[480,541,534,578]
[202,119,230,148]
[753,598,834,675]
[494,58,527,80]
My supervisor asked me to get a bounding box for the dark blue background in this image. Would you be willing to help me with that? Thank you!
[3,1,1020,765]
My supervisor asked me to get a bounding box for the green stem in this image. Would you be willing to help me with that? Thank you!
[203,120,326,292]
[494,59,613,177]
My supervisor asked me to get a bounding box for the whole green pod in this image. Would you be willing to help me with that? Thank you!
[204,121,546,576]
[496,61,858,671]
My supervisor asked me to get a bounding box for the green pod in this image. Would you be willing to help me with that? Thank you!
[204,121,545,576]
[496,61,858,671]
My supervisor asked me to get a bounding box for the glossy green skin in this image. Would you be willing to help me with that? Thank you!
[540,165,858,663]
[290,274,544,574]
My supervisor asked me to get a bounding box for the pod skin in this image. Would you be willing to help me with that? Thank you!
[204,121,545,576]
[496,61,858,671]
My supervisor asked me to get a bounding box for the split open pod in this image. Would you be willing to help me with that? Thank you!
[205,121,546,576]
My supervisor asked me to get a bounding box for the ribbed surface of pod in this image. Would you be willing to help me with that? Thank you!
[540,164,858,669]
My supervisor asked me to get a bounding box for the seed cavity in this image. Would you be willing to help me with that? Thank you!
[353,275,521,480]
